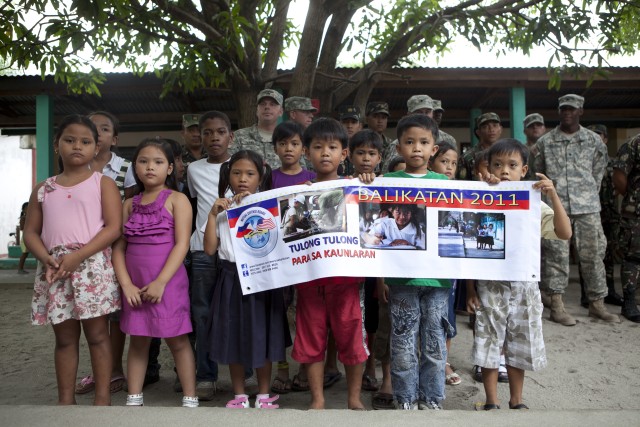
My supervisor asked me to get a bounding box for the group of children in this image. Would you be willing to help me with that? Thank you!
[24,108,570,411]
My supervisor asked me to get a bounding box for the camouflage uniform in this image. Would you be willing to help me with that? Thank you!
[600,159,621,286]
[456,143,489,181]
[614,135,640,293]
[534,125,608,300]
[230,124,281,169]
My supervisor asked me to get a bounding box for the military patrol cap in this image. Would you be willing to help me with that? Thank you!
[257,89,283,106]
[587,124,607,136]
[284,96,317,113]
[523,113,544,128]
[558,94,584,109]
[407,95,434,113]
[365,102,389,116]
[432,99,444,112]
[338,105,361,121]
[182,114,200,129]
[475,112,501,128]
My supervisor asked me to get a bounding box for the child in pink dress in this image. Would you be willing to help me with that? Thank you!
[24,115,123,406]
[112,138,197,407]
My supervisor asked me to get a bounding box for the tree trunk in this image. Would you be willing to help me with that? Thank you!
[232,76,259,129]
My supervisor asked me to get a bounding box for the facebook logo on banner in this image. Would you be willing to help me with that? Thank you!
[241,264,249,277]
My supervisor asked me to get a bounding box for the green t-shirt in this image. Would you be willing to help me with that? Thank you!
[383,170,451,288]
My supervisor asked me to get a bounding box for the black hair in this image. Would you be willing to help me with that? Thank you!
[131,138,178,192]
[302,117,348,149]
[389,203,424,241]
[430,141,458,164]
[396,114,439,142]
[218,150,272,198]
[165,138,182,159]
[486,138,529,165]
[271,121,305,146]
[54,115,99,172]
[199,110,231,132]
[387,156,406,172]
[88,111,120,137]
[348,129,383,154]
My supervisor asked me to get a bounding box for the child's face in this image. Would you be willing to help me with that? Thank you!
[489,151,528,181]
[173,155,185,181]
[475,159,489,178]
[392,206,412,229]
[55,124,98,168]
[135,146,173,188]
[349,145,381,174]
[431,149,458,180]
[201,118,232,162]
[275,135,304,168]
[341,118,362,139]
[230,158,261,194]
[305,138,347,180]
[396,126,437,174]
[90,114,117,155]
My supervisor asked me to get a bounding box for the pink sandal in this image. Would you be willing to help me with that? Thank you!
[226,394,249,409]
[255,394,280,409]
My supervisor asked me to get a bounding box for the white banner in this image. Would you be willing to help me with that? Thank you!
[227,178,541,295]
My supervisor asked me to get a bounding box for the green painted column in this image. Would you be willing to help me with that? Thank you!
[510,87,526,144]
[35,95,54,182]
[470,108,482,146]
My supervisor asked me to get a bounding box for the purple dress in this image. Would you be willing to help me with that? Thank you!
[120,190,192,338]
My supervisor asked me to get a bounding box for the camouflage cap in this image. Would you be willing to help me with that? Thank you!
[475,112,501,128]
[284,96,317,113]
[432,99,444,112]
[257,89,283,106]
[523,113,544,128]
[365,101,390,116]
[407,95,434,113]
[339,105,361,121]
[587,124,607,136]
[182,114,200,128]
[558,94,584,109]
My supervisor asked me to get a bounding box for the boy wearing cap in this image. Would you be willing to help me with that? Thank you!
[339,105,363,139]
[457,112,502,180]
[232,88,284,167]
[534,94,619,324]
[285,96,317,129]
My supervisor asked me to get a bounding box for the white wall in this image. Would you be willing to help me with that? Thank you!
[0,135,33,256]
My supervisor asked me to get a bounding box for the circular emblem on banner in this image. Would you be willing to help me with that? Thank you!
[235,207,279,258]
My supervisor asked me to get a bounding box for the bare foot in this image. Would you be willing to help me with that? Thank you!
[348,398,365,410]
[309,399,325,410]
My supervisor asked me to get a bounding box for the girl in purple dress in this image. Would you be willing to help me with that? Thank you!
[112,138,197,408]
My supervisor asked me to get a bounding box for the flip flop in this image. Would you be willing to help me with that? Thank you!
[75,375,95,394]
[291,374,310,392]
[271,377,293,394]
[445,372,462,385]
[323,371,342,388]
[372,392,395,410]
[361,374,379,391]
[110,375,126,393]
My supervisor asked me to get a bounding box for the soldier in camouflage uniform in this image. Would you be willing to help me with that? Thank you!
[231,88,284,168]
[534,94,619,324]
[578,125,623,307]
[612,133,640,322]
[181,114,206,179]
[523,113,546,180]
[285,96,317,129]
[432,99,458,149]
[456,112,502,181]
[366,102,394,174]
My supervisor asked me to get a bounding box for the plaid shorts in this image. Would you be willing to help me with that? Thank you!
[471,280,547,372]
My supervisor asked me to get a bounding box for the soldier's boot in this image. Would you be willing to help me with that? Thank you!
[604,276,624,306]
[540,291,552,308]
[549,294,577,326]
[621,287,640,323]
[588,298,621,323]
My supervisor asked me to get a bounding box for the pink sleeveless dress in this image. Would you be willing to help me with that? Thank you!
[119,189,192,338]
